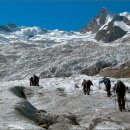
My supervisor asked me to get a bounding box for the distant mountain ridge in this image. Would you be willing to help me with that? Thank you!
[81,7,130,42]
[0,23,17,33]
[1,8,130,43]
[1,9,130,80]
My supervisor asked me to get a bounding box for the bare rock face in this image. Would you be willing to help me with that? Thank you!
[81,8,130,42]
[81,7,108,33]
[80,61,112,76]
[96,26,127,43]
[99,61,130,78]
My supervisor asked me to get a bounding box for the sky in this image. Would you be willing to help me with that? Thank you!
[0,0,130,31]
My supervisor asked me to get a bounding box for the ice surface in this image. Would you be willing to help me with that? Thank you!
[0,75,130,129]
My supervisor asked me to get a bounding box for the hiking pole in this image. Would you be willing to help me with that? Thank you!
[115,95,116,110]
[99,82,101,89]
[125,94,130,112]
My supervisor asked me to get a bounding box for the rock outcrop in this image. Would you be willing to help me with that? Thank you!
[81,8,130,42]
[80,61,112,76]
[99,61,130,78]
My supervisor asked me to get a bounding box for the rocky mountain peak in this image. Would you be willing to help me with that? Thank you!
[98,7,108,25]
[81,8,130,42]
[80,7,109,34]
[99,7,107,15]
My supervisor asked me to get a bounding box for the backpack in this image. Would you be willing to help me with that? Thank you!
[104,78,110,86]
[116,80,126,95]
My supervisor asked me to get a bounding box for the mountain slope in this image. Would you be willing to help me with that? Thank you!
[0,75,130,129]
[1,38,130,81]
[0,10,130,81]
[81,8,130,42]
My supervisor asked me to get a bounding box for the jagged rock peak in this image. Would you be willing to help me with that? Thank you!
[80,7,110,33]
[0,23,17,32]
[99,7,108,15]
[98,7,108,25]
[81,7,130,42]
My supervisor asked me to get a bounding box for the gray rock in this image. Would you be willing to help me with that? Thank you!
[9,86,26,99]
[80,61,112,76]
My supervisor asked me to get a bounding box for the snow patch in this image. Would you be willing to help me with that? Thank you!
[120,12,130,21]
[14,26,44,38]
[95,121,127,130]
[114,21,130,31]
[99,15,113,31]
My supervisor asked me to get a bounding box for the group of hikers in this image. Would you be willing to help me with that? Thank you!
[82,77,128,112]
[30,74,40,86]
[30,74,128,112]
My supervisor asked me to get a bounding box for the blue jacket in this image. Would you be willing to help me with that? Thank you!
[99,77,110,86]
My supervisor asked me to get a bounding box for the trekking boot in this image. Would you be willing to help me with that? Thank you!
[119,107,122,112]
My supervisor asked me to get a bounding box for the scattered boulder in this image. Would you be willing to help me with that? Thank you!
[15,100,81,129]
[9,86,26,99]
[15,100,58,127]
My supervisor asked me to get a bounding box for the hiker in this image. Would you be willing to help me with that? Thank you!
[82,79,93,95]
[99,77,111,97]
[114,80,126,111]
[30,74,39,86]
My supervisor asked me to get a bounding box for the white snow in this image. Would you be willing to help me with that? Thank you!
[14,26,44,38]
[97,18,100,25]
[114,21,130,31]
[120,12,130,21]
[0,26,97,45]
[0,75,130,129]
[99,15,113,31]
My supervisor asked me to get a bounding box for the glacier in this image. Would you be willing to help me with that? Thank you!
[0,18,130,129]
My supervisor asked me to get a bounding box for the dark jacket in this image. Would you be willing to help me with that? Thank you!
[82,80,93,87]
[86,80,93,87]
[115,80,126,96]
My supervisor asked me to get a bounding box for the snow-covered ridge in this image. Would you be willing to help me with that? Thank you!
[1,10,130,45]
[14,26,46,38]
[0,25,96,45]
[99,11,130,32]
[120,12,130,20]
[81,8,130,42]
